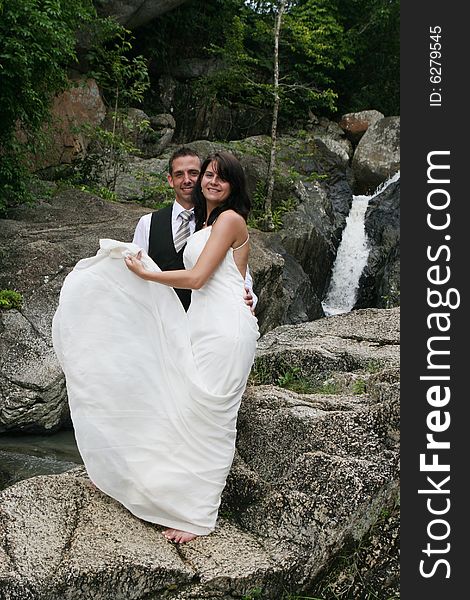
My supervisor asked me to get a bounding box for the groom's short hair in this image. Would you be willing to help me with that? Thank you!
[168,147,201,175]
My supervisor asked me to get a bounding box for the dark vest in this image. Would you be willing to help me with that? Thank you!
[148,206,192,311]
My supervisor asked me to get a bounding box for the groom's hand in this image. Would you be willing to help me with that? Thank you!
[243,287,255,314]
[125,251,147,279]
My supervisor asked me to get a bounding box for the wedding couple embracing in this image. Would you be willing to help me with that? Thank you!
[52,148,260,544]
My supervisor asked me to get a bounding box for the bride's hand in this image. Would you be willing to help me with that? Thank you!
[125,251,146,278]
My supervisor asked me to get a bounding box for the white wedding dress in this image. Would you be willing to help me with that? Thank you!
[52,227,259,535]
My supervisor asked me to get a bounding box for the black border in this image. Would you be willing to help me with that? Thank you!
[401,3,467,596]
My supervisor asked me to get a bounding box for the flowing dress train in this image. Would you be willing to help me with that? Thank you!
[52,228,259,535]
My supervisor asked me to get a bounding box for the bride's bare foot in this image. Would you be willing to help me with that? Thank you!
[162,528,197,543]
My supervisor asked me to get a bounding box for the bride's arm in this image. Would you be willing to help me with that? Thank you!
[125,211,246,290]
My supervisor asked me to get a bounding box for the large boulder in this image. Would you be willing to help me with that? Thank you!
[307,114,354,167]
[95,0,189,29]
[0,308,399,599]
[249,230,323,333]
[113,109,176,159]
[352,116,400,194]
[31,78,106,172]
[339,110,384,144]
[356,179,400,309]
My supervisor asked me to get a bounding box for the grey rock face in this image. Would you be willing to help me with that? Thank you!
[356,180,400,309]
[0,308,399,599]
[307,115,354,166]
[116,109,175,159]
[95,0,189,29]
[352,117,400,194]
[112,157,169,201]
[254,307,399,380]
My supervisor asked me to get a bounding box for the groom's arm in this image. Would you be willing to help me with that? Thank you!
[244,267,258,311]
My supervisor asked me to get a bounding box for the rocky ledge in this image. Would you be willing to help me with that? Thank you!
[0,308,399,599]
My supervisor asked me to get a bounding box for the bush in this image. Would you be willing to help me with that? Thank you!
[0,289,23,310]
[0,0,96,214]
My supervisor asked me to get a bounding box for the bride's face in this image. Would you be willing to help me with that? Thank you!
[201,161,231,204]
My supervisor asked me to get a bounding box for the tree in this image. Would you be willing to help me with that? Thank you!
[334,0,400,115]
[264,0,287,231]
[0,0,96,213]
[137,0,354,137]
[79,25,150,191]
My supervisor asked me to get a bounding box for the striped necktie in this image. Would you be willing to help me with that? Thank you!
[174,209,193,252]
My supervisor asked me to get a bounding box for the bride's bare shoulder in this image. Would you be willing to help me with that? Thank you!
[214,210,246,229]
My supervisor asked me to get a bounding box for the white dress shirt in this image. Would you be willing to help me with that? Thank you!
[132,202,258,308]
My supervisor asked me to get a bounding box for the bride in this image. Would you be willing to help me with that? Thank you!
[52,151,259,544]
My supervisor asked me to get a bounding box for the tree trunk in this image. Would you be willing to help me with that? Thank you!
[264,0,287,231]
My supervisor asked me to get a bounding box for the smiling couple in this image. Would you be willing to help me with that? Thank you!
[132,146,257,313]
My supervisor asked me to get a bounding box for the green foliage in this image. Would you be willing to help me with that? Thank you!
[381,284,400,308]
[200,0,348,119]
[0,289,23,310]
[248,178,298,231]
[251,364,317,394]
[335,0,400,115]
[134,169,176,208]
[74,121,141,191]
[277,366,301,387]
[366,359,382,374]
[86,26,150,109]
[0,0,96,213]
[284,594,324,600]
[74,27,150,192]
[242,588,263,600]
[0,3,150,210]
[137,0,399,140]
[137,0,353,132]
[352,379,366,395]
[72,183,118,202]
[319,380,340,395]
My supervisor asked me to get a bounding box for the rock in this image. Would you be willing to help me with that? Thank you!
[307,499,399,598]
[307,115,354,166]
[171,57,224,80]
[312,136,351,167]
[253,307,400,380]
[0,308,399,598]
[352,117,400,194]
[279,182,337,312]
[0,190,148,433]
[249,231,322,335]
[248,231,285,334]
[356,180,400,309]
[95,0,189,29]
[0,310,68,433]
[111,109,175,159]
[31,78,106,171]
[112,157,169,201]
[158,74,178,112]
[339,110,384,144]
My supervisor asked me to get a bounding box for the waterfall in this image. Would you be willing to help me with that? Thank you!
[322,171,400,317]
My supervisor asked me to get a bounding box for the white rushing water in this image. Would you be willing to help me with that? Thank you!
[322,172,400,317]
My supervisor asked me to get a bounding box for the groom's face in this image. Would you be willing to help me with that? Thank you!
[168,156,201,208]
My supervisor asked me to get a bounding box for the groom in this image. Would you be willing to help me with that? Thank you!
[132,146,257,311]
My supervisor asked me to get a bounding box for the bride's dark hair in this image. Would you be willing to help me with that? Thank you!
[193,152,251,230]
